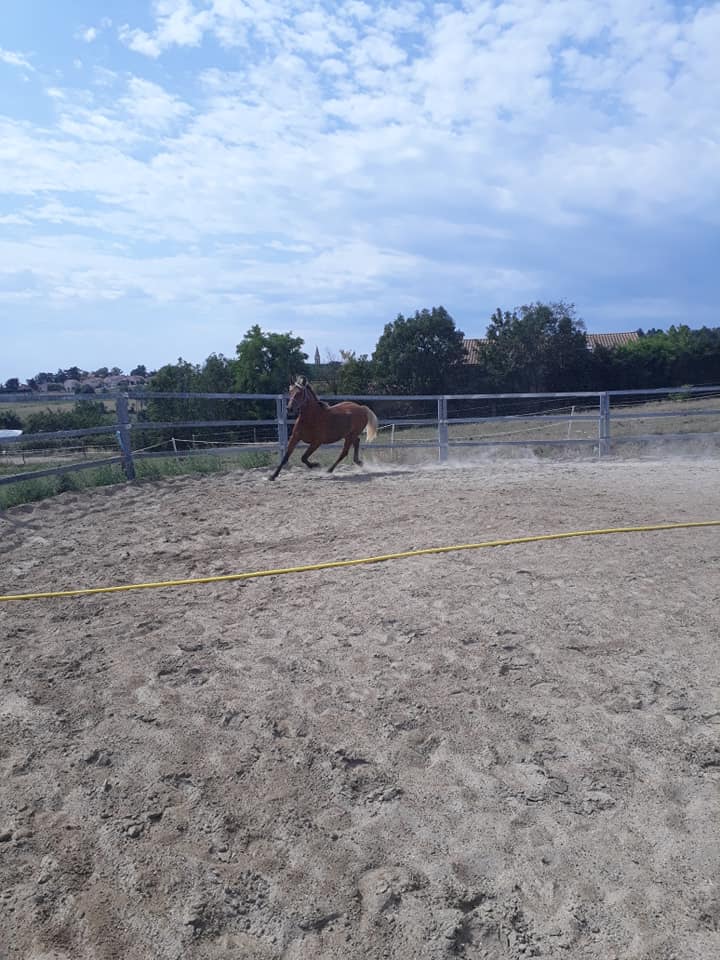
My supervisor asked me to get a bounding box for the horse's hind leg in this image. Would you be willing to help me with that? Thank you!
[301,443,322,468]
[328,437,353,473]
[352,436,362,466]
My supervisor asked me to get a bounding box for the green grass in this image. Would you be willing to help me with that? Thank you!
[0,451,274,510]
[0,397,120,419]
[1,460,67,477]
[133,451,272,480]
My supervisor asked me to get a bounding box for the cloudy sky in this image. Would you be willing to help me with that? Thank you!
[1,0,718,382]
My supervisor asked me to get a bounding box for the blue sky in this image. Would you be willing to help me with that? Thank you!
[1,0,718,382]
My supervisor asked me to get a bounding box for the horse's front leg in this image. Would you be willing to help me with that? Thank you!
[269,433,300,480]
[301,442,322,468]
[327,437,353,473]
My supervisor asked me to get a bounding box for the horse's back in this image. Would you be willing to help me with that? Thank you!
[329,401,364,416]
[323,401,367,441]
[292,399,370,444]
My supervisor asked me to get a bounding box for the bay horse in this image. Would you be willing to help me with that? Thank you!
[269,377,378,480]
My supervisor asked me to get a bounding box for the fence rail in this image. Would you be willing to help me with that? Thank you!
[1,386,719,490]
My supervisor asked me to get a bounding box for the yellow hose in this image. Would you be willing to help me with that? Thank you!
[1,520,718,603]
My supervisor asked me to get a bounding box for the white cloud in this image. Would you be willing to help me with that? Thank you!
[8,3,720,231]
[1,0,719,372]
[78,18,112,43]
[120,0,214,56]
[118,26,163,58]
[0,47,34,70]
[346,1,374,21]
[121,77,192,129]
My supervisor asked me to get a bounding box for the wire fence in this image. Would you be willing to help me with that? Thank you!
[1,386,720,492]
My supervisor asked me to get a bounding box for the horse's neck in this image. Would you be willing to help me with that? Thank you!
[304,387,328,412]
[299,391,323,420]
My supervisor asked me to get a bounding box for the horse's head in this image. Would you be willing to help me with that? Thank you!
[287,376,310,414]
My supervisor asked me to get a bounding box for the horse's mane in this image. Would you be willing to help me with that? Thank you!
[305,382,329,408]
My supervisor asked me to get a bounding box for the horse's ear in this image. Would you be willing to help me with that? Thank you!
[296,375,307,386]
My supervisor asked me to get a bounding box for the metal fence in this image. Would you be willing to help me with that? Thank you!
[1,385,719,490]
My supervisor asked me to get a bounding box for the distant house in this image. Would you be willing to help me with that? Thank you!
[38,373,149,394]
[103,375,147,390]
[463,332,639,363]
[584,332,640,351]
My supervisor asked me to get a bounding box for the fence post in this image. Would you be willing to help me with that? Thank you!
[567,405,575,440]
[276,396,288,456]
[598,392,611,457]
[438,396,449,463]
[115,394,136,480]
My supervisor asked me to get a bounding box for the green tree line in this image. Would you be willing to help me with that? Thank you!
[3,308,720,438]
[143,305,720,399]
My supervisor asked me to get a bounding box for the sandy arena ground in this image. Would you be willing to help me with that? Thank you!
[1,455,719,960]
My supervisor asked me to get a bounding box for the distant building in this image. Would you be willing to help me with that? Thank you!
[462,332,639,363]
[583,332,640,351]
[33,373,149,395]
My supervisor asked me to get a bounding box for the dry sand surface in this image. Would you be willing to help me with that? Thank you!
[1,456,719,960]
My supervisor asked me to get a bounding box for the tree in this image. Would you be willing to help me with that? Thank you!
[483,301,589,392]
[195,353,236,393]
[59,366,86,382]
[4,378,19,393]
[372,306,466,394]
[338,351,374,394]
[146,359,200,430]
[233,325,308,394]
[25,401,111,434]
[149,358,198,393]
[193,353,241,420]
[598,324,720,390]
[130,365,148,377]
[321,350,343,394]
[0,409,22,429]
[146,355,245,443]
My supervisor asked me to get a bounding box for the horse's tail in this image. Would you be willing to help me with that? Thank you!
[364,407,378,442]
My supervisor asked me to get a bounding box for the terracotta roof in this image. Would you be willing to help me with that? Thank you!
[585,332,640,350]
[462,332,639,363]
[463,339,486,364]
